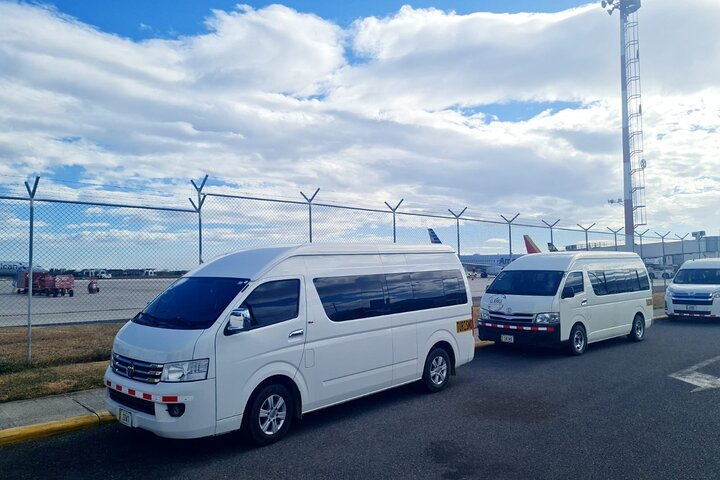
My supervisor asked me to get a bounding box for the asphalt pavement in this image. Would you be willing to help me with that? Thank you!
[3,318,720,479]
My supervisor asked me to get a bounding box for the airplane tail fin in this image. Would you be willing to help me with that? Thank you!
[523,235,542,254]
[547,242,558,252]
[428,228,442,244]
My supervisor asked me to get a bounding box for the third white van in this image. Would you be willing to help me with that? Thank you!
[479,252,653,355]
[665,259,720,320]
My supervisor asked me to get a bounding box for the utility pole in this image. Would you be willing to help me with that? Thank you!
[601,0,647,251]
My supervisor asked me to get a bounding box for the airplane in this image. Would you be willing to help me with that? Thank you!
[428,229,558,278]
[0,261,26,278]
[522,235,558,254]
[0,261,46,285]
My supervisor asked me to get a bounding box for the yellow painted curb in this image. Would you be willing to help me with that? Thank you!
[474,340,494,349]
[0,411,115,447]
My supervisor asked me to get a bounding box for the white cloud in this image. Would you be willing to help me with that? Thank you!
[0,1,718,242]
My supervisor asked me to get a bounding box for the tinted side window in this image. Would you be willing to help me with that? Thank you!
[314,269,467,322]
[242,280,300,328]
[386,273,414,314]
[313,274,387,321]
[443,270,468,305]
[637,270,650,290]
[588,271,607,296]
[411,271,446,309]
[565,272,584,295]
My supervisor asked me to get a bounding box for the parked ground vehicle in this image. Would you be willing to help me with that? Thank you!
[479,252,652,355]
[88,278,100,294]
[648,266,674,280]
[665,259,720,320]
[104,244,475,444]
[15,272,74,297]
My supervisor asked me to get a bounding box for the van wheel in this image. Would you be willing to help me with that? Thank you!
[629,315,645,342]
[568,324,587,356]
[248,384,293,446]
[423,348,450,392]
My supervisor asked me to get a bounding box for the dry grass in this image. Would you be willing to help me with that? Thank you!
[653,292,665,309]
[0,322,122,372]
[0,322,122,402]
[0,361,108,403]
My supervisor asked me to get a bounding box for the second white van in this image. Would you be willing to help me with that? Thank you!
[479,252,653,355]
[104,244,475,444]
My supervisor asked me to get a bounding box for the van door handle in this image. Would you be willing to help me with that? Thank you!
[581,299,588,306]
[289,329,304,338]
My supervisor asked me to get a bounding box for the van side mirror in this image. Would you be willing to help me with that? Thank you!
[561,286,575,299]
[226,306,252,335]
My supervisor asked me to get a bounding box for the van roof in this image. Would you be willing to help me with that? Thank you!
[679,258,720,269]
[504,251,641,271]
[187,244,456,280]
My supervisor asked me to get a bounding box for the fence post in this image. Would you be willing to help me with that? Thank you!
[500,214,520,261]
[384,199,404,243]
[636,229,649,258]
[607,226,624,251]
[675,233,688,264]
[577,223,596,251]
[300,188,320,243]
[24,176,39,364]
[542,219,560,249]
[189,175,208,264]
[655,231,671,287]
[448,207,467,255]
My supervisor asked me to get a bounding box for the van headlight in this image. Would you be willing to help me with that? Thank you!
[535,313,560,324]
[714,293,720,299]
[161,359,209,382]
[480,309,490,320]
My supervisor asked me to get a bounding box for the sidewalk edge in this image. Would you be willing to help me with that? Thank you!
[0,410,115,447]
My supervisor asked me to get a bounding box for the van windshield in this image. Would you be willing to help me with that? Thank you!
[133,277,249,330]
[486,270,564,296]
[673,269,720,285]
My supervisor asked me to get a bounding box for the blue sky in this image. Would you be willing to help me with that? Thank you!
[47,1,589,39]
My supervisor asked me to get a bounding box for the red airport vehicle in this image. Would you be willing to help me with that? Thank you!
[16,272,75,297]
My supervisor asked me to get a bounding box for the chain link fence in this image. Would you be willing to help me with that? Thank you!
[0,176,715,363]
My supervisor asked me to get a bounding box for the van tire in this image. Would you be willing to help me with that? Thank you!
[423,347,450,392]
[568,324,587,356]
[628,315,645,342]
[248,384,293,446]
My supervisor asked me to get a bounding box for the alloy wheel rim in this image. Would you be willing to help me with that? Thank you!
[430,356,448,385]
[574,331,584,351]
[635,320,643,337]
[258,394,287,436]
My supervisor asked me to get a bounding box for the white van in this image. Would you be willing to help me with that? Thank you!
[104,244,475,444]
[665,259,720,320]
[478,252,653,355]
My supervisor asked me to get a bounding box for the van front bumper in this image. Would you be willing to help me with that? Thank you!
[478,322,561,347]
[104,366,217,439]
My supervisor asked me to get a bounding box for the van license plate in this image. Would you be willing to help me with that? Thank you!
[500,334,514,343]
[118,408,133,427]
[687,305,696,311]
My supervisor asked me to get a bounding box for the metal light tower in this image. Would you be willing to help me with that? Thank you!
[602,0,647,251]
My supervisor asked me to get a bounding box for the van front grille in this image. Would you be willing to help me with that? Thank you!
[111,354,163,384]
[488,312,534,323]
